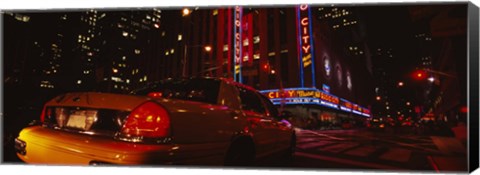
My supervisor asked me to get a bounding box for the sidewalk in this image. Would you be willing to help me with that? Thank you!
[427,136,468,172]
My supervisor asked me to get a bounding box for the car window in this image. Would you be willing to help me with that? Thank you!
[259,93,279,119]
[237,87,266,114]
[132,78,220,104]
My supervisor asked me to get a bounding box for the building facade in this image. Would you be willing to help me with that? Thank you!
[145,6,375,129]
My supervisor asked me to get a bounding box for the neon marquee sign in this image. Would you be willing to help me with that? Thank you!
[297,4,316,87]
[233,6,243,83]
[299,5,312,67]
[260,88,371,117]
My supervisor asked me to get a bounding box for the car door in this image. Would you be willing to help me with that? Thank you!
[236,86,277,157]
[258,93,292,151]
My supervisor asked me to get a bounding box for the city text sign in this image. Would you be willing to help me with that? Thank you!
[260,88,371,117]
[233,6,243,82]
[299,5,312,67]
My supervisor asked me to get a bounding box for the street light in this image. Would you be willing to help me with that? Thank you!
[204,45,212,52]
[182,44,212,77]
[182,8,191,16]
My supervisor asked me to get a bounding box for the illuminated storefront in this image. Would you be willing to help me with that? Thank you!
[255,5,371,129]
[152,6,374,129]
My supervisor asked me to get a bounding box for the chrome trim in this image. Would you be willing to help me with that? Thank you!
[114,134,173,144]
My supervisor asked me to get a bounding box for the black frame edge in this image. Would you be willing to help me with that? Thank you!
[468,1,480,173]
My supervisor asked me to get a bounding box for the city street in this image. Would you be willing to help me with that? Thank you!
[289,128,467,172]
[2,4,473,173]
[3,125,468,173]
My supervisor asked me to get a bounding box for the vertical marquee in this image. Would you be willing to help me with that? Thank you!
[233,6,243,83]
[297,4,316,87]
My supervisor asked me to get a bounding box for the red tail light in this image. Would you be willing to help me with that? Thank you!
[147,92,163,98]
[121,102,171,138]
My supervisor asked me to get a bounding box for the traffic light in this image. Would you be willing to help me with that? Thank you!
[262,63,270,72]
[413,70,427,80]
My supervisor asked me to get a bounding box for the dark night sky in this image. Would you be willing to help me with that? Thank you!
[359,5,420,81]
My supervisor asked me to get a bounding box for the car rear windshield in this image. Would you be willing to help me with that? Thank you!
[132,78,221,104]
[42,106,129,137]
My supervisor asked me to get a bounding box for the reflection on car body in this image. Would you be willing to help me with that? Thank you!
[15,77,296,166]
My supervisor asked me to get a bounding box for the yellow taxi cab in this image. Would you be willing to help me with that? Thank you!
[15,77,296,166]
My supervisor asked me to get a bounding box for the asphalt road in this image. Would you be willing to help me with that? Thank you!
[286,128,468,173]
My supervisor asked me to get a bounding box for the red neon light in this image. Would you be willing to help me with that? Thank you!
[227,8,232,77]
[460,106,468,113]
[247,13,253,65]
[234,7,242,65]
[300,4,309,10]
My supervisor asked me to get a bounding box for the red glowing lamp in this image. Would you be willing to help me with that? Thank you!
[413,70,427,80]
[460,106,468,113]
[262,64,270,72]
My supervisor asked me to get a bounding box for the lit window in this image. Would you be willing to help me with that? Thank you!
[122,31,128,37]
[243,39,249,46]
[170,49,175,54]
[165,51,169,56]
[126,79,130,84]
[143,75,147,81]
[77,80,82,84]
[122,56,126,60]
[268,52,275,56]
[178,34,182,41]
[113,68,118,73]
[161,31,166,37]
[254,54,260,59]
[223,45,229,51]
[135,49,141,54]
[280,49,288,53]
[213,9,218,16]
[253,36,260,44]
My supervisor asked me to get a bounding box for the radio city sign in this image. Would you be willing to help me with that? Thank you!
[299,4,313,68]
[259,88,371,117]
[234,6,242,65]
[262,88,339,106]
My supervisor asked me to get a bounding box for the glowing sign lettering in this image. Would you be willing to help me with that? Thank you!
[260,88,371,118]
[299,6,312,68]
[234,7,242,64]
[233,6,243,82]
